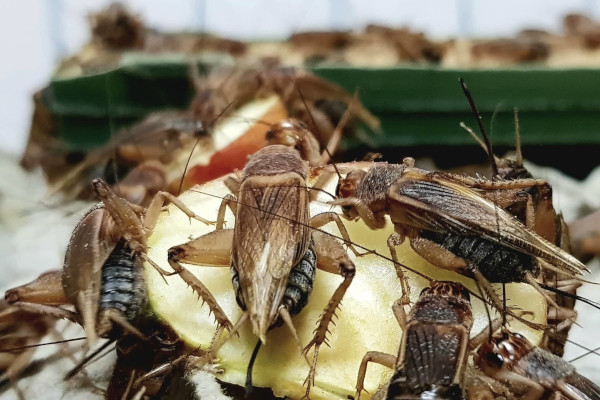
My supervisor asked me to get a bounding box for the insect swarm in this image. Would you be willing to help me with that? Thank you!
[143,161,548,400]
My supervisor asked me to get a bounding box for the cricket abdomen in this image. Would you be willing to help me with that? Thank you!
[99,240,147,330]
[231,242,317,317]
[283,241,317,316]
[421,231,540,283]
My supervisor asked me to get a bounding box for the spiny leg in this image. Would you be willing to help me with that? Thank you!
[164,229,235,332]
[354,352,397,400]
[5,302,79,324]
[167,248,233,332]
[302,231,355,398]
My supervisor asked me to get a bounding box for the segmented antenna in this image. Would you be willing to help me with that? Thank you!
[514,107,523,168]
[459,78,509,322]
[569,343,600,363]
[64,338,116,380]
[176,99,238,195]
[540,283,600,310]
[473,278,494,343]
[295,80,344,182]
[458,78,499,177]
[245,339,262,398]
[0,337,87,353]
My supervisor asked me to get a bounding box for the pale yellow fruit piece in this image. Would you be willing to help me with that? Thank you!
[145,166,546,400]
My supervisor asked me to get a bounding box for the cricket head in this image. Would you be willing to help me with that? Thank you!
[335,169,367,219]
[476,330,533,373]
[266,119,322,165]
[92,178,112,200]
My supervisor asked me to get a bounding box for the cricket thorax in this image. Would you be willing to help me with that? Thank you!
[410,295,473,326]
[242,145,309,179]
[521,347,575,382]
[356,163,406,210]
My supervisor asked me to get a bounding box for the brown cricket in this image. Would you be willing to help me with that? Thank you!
[461,108,581,355]
[4,180,214,350]
[353,280,512,400]
[332,159,587,327]
[332,81,589,326]
[476,329,600,400]
[166,112,360,397]
[354,281,474,400]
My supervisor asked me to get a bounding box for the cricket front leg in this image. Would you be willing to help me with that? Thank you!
[167,229,234,332]
[387,232,411,306]
[302,231,356,398]
[144,190,216,231]
[310,211,369,256]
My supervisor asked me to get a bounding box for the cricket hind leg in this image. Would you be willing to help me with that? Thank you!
[166,229,234,332]
[470,268,546,331]
[406,237,545,330]
[354,351,397,400]
[302,231,355,398]
[4,270,79,323]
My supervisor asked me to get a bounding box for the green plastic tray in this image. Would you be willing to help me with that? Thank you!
[46,58,600,151]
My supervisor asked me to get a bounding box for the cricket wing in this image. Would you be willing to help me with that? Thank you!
[389,175,587,275]
[559,373,600,400]
[63,205,119,344]
[400,324,467,387]
[233,177,310,336]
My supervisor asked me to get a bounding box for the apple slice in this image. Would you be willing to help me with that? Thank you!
[145,165,547,400]
[167,95,288,192]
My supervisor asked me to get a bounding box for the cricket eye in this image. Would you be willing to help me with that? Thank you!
[462,288,471,301]
[486,351,504,368]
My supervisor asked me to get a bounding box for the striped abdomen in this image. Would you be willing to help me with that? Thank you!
[421,231,540,283]
[99,240,147,326]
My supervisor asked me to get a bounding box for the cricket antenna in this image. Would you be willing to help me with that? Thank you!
[0,336,87,352]
[245,339,262,399]
[540,283,600,310]
[176,99,237,196]
[473,277,494,343]
[64,338,116,380]
[295,79,344,183]
[514,107,523,168]
[458,78,499,178]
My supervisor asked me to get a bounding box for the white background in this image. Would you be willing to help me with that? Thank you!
[1,0,599,155]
